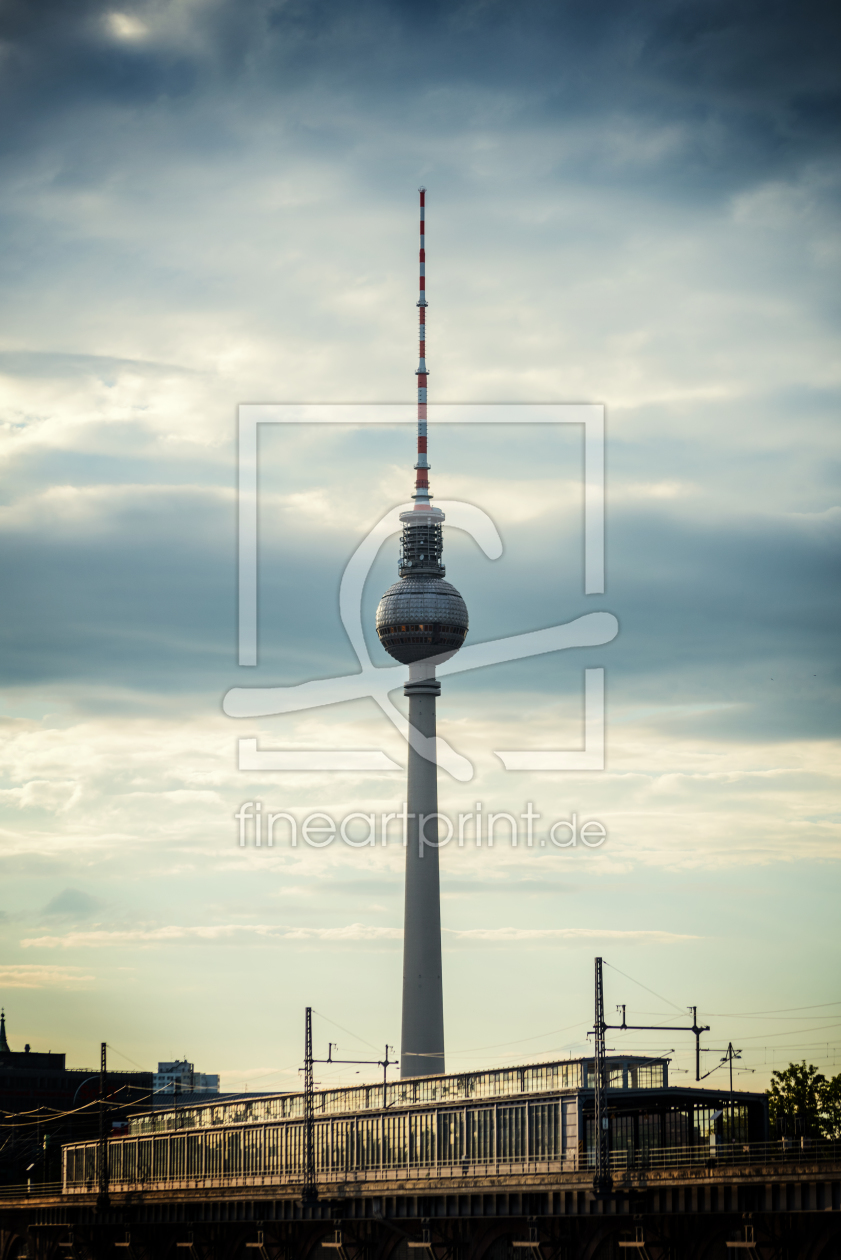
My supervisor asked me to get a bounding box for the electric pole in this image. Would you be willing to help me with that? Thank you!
[300,1009,398,1205]
[593,958,612,1195]
[97,1041,109,1210]
[723,1042,741,1138]
[303,1008,317,1206]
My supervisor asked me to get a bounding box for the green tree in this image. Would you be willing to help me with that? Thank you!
[819,1072,841,1140]
[767,1062,825,1137]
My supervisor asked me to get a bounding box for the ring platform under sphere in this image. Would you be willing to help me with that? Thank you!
[376,576,469,665]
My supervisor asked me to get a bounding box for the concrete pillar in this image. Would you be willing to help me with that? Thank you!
[400,666,445,1078]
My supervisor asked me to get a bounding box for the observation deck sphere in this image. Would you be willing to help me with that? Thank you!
[376,576,469,664]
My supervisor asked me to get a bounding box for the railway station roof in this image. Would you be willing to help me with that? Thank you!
[130,1054,670,1135]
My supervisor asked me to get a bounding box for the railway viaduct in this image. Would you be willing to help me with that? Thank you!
[2,1152,840,1260]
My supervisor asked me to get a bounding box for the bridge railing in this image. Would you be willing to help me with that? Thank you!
[605,1139,841,1173]
[56,1137,841,1196]
[0,1181,63,1200]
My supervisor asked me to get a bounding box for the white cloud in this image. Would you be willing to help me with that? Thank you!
[1,708,839,871]
[448,928,698,943]
[20,923,697,949]
[0,964,95,988]
[21,923,403,948]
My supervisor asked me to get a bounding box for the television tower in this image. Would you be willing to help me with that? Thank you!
[376,189,469,1078]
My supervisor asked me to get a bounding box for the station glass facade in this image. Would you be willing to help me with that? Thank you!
[66,1098,574,1191]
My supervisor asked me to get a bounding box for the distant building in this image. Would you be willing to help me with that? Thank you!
[153,1060,219,1099]
[0,1009,152,1118]
[0,1009,151,1185]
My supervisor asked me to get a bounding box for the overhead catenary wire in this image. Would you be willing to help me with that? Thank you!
[447,1020,590,1055]
[634,1007,841,1021]
[311,1009,380,1054]
[104,1042,149,1072]
[0,1081,148,1122]
[712,1022,841,1043]
[220,1061,303,1088]
[0,1082,160,1130]
[113,996,841,1099]
[705,1001,841,1017]
[6,1003,839,1133]
[602,960,686,1014]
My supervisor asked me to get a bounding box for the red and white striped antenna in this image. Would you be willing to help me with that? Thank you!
[413,187,432,510]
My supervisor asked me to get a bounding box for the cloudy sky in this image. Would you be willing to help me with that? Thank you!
[1,0,839,1096]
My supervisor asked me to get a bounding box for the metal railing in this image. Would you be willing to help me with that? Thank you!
[604,1139,841,1173]
[0,1181,63,1199]
[54,1138,841,1198]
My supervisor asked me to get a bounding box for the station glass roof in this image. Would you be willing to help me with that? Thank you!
[130,1055,667,1136]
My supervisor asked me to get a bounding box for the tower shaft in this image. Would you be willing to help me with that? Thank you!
[401,670,444,1078]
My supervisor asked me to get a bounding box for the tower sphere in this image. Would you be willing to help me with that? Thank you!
[376,575,469,664]
[376,509,469,665]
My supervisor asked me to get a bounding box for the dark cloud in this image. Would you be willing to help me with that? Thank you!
[1,0,838,188]
[0,0,200,117]
[1,440,838,749]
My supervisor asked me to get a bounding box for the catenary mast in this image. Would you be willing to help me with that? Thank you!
[376,190,469,1078]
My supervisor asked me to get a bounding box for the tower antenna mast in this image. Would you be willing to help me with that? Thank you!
[415,187,430,506]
